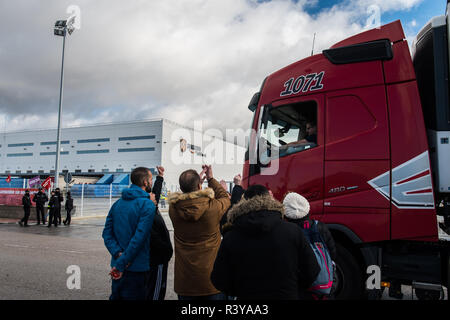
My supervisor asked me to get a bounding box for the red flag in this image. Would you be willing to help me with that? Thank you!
[41,177,52,190]
[6,175,11,183]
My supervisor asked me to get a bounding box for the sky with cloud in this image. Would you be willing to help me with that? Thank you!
[0,0,446,135]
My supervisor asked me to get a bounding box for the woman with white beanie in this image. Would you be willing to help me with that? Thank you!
[283,192,337,299]
[283,192,336,260]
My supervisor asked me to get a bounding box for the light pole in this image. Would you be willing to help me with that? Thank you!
[53,19,75,189]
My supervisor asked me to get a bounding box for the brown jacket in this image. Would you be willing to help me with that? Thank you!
[168,178,231,296]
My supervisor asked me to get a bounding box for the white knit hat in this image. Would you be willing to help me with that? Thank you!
[283,192,310,219]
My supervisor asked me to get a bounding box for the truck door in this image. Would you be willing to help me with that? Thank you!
[249,94,324,220]
[323,86,390,242]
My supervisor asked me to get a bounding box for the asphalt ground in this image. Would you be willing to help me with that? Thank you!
[0,213,447,300]
[0,215,176,300]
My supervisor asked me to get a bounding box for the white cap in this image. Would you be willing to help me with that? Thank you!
[283,192,310,219]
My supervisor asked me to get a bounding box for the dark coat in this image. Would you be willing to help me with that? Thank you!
[150,211,173,266]
[56,192,64,205]
[150,176,173,266]
[211,195,320,300]
[65,197,74,211]
[48,195,59,211]
[220,185,245,235]
[286,216,337,261]
[22,195,32,208]
[33,192,48,207]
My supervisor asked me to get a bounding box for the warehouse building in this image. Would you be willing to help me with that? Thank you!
[0,118,246,192]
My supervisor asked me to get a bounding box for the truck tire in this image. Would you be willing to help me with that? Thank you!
[333,243,365,300]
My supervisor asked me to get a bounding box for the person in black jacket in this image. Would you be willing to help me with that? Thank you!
[33,187,48,225]
[211,185,320,300]
[55,188,64,225]
[63,191,74,225]
[282,192,337,299]
[47,190,59,228]
[145,166,173,300]
[220,174,245,235]
[19,190,32,227]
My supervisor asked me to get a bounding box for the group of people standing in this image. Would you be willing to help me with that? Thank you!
[19,187,74,227]
[102,164,336,300]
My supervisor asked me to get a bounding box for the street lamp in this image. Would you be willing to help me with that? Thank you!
[53,18,75,189]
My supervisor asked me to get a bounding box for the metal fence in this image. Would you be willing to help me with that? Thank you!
[70,184,128,217]
[68,180,232,218]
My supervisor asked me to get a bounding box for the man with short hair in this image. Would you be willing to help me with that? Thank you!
[303,121,317,144]
[102,167,156,300]
[169,165,231,300]
[33,187,48,225]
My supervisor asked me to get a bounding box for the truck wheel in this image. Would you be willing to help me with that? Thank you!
[333,243,365,300]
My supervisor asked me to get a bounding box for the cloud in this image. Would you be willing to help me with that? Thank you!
[0,0,425,134]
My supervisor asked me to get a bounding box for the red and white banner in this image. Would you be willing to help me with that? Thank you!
[0,188,39,206]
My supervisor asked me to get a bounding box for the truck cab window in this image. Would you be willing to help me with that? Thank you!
[259,101,317,159]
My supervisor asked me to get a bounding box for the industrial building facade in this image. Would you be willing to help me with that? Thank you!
[0,119,245,191]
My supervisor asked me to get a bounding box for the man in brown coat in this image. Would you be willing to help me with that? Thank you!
[169,165,231,300]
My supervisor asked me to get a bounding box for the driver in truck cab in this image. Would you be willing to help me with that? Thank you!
[282,121,317,150]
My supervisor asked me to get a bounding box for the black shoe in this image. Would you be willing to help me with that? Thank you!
[18,221,23,227]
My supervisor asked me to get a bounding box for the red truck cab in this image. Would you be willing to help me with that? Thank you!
[243,18,450,299]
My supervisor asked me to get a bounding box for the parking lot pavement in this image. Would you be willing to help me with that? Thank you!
[0,216,177,300]
[0,214,447,300]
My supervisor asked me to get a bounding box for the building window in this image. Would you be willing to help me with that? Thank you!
[88,169,95,173]
[116,169,124,173]
[77,150,109,154]
[8,143,34,147]
[7,153,33,157]
[75,169,82,173]
[16,170,21,174]
[50,170,55,174]
[102,169,109,173]
[40,141,70,145]
[118,135,155,141]
[77,138,110,143]
[38,170,44,174]
[27,170,32,174]
[5,171,10,174]
[40,151,69,156]
[118,147,155,153]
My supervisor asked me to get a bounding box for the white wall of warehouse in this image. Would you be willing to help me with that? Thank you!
[0,119,246,191]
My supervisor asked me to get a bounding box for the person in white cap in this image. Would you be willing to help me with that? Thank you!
[283,192,336,262]
[283,192,337,300]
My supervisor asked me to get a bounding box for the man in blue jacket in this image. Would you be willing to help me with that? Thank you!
[102,167,156,300]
